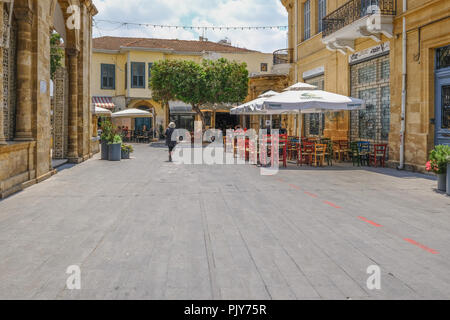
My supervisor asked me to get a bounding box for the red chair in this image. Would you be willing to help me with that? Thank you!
[299,142,315,166]
[370,144,388,167]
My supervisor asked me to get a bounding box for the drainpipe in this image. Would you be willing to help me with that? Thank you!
[126,51,131,106]
[398,0,407,170]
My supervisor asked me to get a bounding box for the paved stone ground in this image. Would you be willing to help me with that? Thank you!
[0,143,449,300]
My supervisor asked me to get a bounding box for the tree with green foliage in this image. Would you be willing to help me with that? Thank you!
[149,60,180,129]
[150,58,249,130]
[50,32,64,80]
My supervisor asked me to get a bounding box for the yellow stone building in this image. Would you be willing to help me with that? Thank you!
[91,36,277,134]
[281,0,450,171]
[0,0,97,198]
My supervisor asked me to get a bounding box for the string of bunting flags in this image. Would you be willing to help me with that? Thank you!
[93,19,288,31]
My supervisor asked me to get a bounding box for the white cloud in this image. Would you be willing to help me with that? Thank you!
[92,0,288,53]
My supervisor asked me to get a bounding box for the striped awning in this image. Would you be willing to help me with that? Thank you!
[92,96,115,109]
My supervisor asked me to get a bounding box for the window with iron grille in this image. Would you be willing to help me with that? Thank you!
[131,62,145,88]
[436,45,450,70]
[304,0,311,40]
[350,55,391,144]
[305,76,325,137]
[101,64,115,90]
[442,85,450,129]
[318,0,326,33]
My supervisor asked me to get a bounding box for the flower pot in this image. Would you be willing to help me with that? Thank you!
[447,164,450,196]
[101,141,109,160]
[121,149,130,160]
[437,173,446,192]
[108,143,122,161]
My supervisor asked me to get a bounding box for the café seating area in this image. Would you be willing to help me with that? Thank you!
[231,134,389,169]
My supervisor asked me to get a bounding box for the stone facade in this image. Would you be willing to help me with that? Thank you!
[0,0,97,198]
[281,0,450,172]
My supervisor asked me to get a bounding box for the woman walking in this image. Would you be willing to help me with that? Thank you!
[165,122,177,162]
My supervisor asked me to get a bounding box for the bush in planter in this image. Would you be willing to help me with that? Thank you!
[121,144,134,160]
[108,134,122,161]
[426,145,450,191]
[100,119,114,160]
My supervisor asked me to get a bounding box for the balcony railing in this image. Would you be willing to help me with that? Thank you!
[273,48,294,65]
[322,0,396,38]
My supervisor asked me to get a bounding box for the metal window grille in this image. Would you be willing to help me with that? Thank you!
[350,55,391,145]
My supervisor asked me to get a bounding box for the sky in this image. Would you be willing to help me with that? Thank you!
[92,0,288,53]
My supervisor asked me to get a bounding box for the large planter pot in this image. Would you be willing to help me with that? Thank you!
[108,143,122,161]
[437,173,446,192]
[121,149,130,160]
[101,141,109,160]
[447,164,450,196]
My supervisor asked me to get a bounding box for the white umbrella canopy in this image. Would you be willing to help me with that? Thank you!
[230,91,279,115]
[284,82,318,91]
[94,106,112,116]
[263,90,365,112]
[112,108,153,118]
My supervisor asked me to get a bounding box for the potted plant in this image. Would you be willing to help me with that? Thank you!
[426,145,450,192]
[121,144,134,160]
[100,119,114,160]
[108,134,122,161]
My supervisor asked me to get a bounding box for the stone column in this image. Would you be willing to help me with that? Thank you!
[0,4,6,145]
[66,48,79,160]
[14,7,33,141]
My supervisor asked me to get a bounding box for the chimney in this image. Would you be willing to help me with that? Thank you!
[199,36,208,42]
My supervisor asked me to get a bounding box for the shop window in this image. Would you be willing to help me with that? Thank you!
[358,65,376,84]
[204,112,212,127]
[381,86,391,140]
[358,88,378,140]
[380,61,390,80]
[442,85,450,129]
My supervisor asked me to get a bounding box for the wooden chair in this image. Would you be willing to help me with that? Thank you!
[325,140,334,166]
[279,134,288,168]
[350,142,361,167]
[357,141,371,166]
[336,140,350,161]
[370,144,388,167]
[312,144,326,167]
[299,142,314,166]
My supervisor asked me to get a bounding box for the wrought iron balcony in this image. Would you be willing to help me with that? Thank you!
[273,48,294,65]
[322,0,396,38]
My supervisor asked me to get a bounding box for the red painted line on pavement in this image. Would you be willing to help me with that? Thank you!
[304,191,318,198]
[404,238,439,254]
[358,216,383,227]
[276,178,285,183]
[323,201,341,209]
[289,184,301,190]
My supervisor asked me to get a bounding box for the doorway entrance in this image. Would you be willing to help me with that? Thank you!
[215,112,239,132]
[435,45,450,146]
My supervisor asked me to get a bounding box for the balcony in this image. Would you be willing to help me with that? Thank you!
[322,0,396,54]
[271,48,293,75]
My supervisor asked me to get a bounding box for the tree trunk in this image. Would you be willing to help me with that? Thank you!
[164,101,170,129]
[192,105,206,131]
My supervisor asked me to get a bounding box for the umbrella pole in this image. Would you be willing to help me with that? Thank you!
[297,112,302,140]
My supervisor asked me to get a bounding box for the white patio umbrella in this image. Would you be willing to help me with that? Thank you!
[230,91,279,115]
[94,106,112,116]
[112,108,153,118]
[263,83,366,139]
